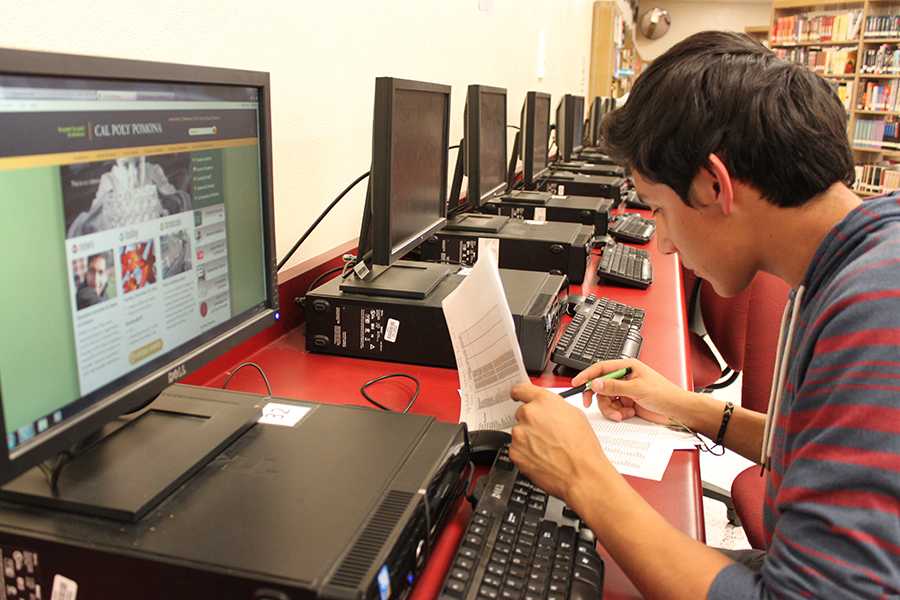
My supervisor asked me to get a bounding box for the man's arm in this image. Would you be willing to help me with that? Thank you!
[509,385,733,600]
[574,358,767,462]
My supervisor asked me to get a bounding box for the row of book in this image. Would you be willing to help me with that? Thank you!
[860,44,900,74]
[858,80,900,112]
[773,46,855,76]
[863,14,900,38]
[772,10,862,44]
[854,163,900,194]
[853,117,900,148]
[835,81,854,111]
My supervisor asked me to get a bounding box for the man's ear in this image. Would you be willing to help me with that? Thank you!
[706,154,734,215]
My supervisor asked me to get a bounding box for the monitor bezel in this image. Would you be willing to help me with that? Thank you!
[465,84,508,209]
[590,96,603,147]
[521,91,551,187]
[370,77,450,266]
[0,47,279,484]
[572,95,585,154]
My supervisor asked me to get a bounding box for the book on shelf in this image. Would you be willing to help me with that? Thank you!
[864,14,900,38]
[858,80,900,112]
[773,46,856,75]
[854,117,900,148]
[773,10,862,44]
[860,44,900,74]
[854,163,900,194]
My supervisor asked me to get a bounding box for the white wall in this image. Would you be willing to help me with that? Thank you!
[1,0,594,269]
[635,1,771,61]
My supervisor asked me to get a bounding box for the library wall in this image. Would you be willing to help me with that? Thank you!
[634,1,771,60]
[1,0,594,269]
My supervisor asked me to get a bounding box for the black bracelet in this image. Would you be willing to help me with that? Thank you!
[715,401,735,447]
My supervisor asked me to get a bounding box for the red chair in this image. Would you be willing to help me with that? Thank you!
[683,269,751,391]
[730,272,791,549]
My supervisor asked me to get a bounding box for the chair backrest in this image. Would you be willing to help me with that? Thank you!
[698,278,752,373]
[741,272,791,413]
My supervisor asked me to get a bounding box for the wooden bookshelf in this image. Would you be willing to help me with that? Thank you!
[588,0,641,100]
[771,0,900,193]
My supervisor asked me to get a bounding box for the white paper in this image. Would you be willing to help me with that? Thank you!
[51,575,78,600]
[442,249,529,431]
[477,237,500,265]
[258,402,311,427]
[552,388,698,481]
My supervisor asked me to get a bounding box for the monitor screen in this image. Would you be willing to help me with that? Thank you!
[533,95,550,173]
[387,87,447,259]
[590,97,603,146]
[0,56,275,468]
[478,90,507,200]
[572,96,585,152]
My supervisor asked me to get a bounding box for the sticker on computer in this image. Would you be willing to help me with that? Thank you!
[533,207,547,222]
[557,184,566,195]
[384,318,400,343]
[258,403,311,427]
[51,574,78,600]
[477,238,500,265]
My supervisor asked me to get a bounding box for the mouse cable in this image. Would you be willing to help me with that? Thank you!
[359,373,420,414]
[223,361,273,397]
[276,170,371,272]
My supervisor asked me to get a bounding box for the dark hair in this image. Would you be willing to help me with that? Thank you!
[601,31,855,207]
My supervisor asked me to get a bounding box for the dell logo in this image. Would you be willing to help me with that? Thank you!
[167,365,187,384]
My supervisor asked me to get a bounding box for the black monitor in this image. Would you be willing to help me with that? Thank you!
[588,96,604,147]
[341,78,453,299]
[555,94,584,162]
[0,48,278,517]
[464,85,507,208]
[520,91,551,189]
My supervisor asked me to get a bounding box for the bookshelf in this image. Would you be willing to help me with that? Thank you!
[588,0,642,100]
[770,0,900,196]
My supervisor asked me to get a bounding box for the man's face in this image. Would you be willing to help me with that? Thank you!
[86,255,108,296]
[631,171,754,297]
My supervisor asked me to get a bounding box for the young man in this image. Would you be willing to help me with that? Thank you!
[508,31,900,599]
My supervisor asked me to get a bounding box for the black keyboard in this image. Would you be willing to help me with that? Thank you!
[551,295,644,371]
[609,213,655,244]
[439,445,604,600]
[597,243,652,289]
[624,191,651,211]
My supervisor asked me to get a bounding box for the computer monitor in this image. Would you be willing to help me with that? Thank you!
[341,78,453,299]
[520,91,551,189]
[588,96,604,147]
[555,94,584,162]
[0,48,278,515]
[464,85,507,208]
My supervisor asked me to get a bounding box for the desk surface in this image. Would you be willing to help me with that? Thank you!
[203,208,703,599]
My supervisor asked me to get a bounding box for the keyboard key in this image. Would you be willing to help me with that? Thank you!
[451,568,471,582]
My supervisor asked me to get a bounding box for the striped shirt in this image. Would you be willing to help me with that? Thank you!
[710,194,900,598]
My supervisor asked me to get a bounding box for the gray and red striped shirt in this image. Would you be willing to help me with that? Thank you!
[710,193,900,598]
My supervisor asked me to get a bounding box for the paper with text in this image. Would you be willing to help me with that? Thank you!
[443,249,529,431]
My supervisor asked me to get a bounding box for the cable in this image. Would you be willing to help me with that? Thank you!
[448,144,460,151]
[306,265,345,295]
[506,125,520,130]
[359,373,420,414]
[276,170,370,272]
[222,361,273,397]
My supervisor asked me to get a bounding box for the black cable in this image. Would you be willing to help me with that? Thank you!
[448,144,460,151]
[305,265,345,295]
[506,125,520,130]
[222,361,273,397]
[276,170,370,272]
[359,373,420,414]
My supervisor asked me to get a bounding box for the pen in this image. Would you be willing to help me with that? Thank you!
[558,367,632,398]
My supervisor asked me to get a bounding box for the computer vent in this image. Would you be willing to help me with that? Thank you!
[329,489,414,589]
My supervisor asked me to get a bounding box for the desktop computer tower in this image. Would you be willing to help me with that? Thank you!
[481,195,613,237]
[542,173,629,205]
[0,387,469,600]
[305,263,567,372]
[420,221,592,284]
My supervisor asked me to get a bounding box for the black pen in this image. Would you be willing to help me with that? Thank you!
[559,367,632,398]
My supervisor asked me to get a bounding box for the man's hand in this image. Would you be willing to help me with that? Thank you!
[509,384,615,505]
[572,358,689,424]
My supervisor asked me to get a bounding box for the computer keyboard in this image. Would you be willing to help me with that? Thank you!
[608,213,655,244]
[597,243,652,289]
[623,191,651,211]
[551,295,644,372]
[439,445,604,600]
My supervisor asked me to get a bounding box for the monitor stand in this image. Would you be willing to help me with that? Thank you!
[443,213,508,233]
[339,260,454,300]
[0,389,260,522]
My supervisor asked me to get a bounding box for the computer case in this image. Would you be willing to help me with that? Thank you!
[420,221,592,284]
[542,173,628,204]
[481,195,613,237]
[551,162,625,178]
[0,386,469,600]
[306,264,567,373]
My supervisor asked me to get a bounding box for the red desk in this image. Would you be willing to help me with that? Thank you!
[190,208,703,599]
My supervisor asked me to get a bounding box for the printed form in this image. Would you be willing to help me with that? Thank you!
[442,249,529,431]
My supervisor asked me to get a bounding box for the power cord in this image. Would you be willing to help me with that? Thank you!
[222,361,273,397]
[359,373,420,414]
[276,170,370,272]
